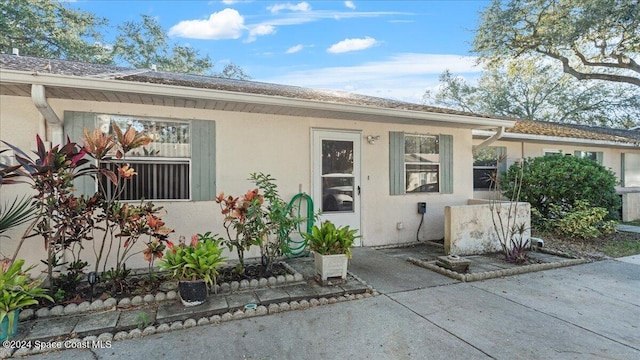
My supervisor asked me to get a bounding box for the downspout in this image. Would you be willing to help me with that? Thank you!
[473,127,505,152]
[31,84,63,145]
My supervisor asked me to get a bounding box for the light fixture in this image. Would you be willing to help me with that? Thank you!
[366,135,380,144]
[88,271,98,302]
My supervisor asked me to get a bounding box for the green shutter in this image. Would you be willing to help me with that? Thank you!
[389,131,405,195]
[63,111,96,196]
[191,120,216,201]
[621,153,626,187]
[439,134,453,194]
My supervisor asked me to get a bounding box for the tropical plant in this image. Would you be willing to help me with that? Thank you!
[0,195,36,239]
[0,259,53,340]
[216,173,302,275]
[159,232,226,288]
[302,221,359,259]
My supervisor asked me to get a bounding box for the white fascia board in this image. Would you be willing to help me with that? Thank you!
[1,69,515,129]
[472,129,640,148]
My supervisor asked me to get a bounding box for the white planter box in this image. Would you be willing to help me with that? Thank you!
[314,252,348,282]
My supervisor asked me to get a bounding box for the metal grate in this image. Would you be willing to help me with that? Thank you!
[100,160,190,200]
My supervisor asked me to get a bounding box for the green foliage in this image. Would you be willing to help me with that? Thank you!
[216,173,303,274]
[501,155,620,224]
[474,0,640,87]
[302,221,360,259]
[159,233,226,288]
[551,200,617,239]
[113,14,213,74]
[0,259,52,339]
[0,195,36,239]
[423,60,640,127]
[0,0,111,63]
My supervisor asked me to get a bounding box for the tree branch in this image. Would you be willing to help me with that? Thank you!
[573,47,640,74]
[539,50,640,87]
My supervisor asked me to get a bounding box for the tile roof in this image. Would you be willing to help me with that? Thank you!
[508,119,639,144]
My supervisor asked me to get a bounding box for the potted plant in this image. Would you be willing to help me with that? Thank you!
[0,259,53,341]
[301,221,359,283]
[159,232,226,306]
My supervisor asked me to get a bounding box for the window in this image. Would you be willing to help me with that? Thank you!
[575,150,603,164]
[473,147,505,190]
[543,149,563,156]
[64,111,216,201]
[389,132,453,195]
[98,115,191,200]
[404,135,440,193]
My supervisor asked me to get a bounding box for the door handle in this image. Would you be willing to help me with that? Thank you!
[357,186,361,195]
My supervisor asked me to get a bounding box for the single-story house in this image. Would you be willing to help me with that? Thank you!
[1,54,638,269]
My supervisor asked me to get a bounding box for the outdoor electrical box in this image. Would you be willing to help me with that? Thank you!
[417,202,427,214]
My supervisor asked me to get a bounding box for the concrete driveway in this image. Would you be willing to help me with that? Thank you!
[23,251,640,360]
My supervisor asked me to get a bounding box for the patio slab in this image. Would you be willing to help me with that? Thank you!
[117,308,157,332]
[254,288,290,305]
[284,284,317,302]
[156,295,229,323]
[24,316,79,342]
[73,310,120,337]
[225,292,259,311]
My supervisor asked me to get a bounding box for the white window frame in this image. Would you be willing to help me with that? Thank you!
[404,134,440,194]
[98,114,192,201]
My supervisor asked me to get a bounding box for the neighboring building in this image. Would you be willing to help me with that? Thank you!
[472,120,640,221]
[0,55,514,268]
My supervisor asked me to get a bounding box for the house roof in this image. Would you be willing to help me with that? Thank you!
[0,54,514,129]
[508,120,639,143]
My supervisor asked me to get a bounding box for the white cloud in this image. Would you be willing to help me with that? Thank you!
[267,2,311,14]
[246,24,276,42]
[260,53,481,103]
[168,8,245,40]
[327,37,377,54]
[345,1,356,10]
[286,44,304,54]
[221,0,237,3]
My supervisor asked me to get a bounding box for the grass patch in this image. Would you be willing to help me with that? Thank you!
[622,220,640,227]
[602,239,640,258]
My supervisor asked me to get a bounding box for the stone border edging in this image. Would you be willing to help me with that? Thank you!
[3,278,379,358]
[407,256,589,282]
[19,262,305,322]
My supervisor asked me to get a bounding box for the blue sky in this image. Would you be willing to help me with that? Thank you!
[71,1,490,104]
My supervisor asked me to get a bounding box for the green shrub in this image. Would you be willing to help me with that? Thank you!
[551,200,617,239]
[501,155,621,225]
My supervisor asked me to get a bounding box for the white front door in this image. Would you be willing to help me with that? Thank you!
[312,129,361,246]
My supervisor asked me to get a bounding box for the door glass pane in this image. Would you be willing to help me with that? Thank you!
[322,176,354,212]
[320,139,355,212]
[322,140,353,175]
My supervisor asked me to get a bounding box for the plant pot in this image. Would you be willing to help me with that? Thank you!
[314,252,348,283]
[0,309,20,342]
[178,279,208,307]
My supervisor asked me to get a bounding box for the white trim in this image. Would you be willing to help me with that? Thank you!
[2,69,516,129]
[473,129,640,148]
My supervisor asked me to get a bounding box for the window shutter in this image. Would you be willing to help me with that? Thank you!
[191,120,216,201]
[621,153,626,187]
[63,111,96,196]
[389,131,405,195]
[497,146,507,174]
[439,134,453,194]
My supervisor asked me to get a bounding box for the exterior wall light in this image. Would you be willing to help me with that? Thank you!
[366,135,380,144]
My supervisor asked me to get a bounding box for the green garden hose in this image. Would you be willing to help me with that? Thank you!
[284,193,314,257]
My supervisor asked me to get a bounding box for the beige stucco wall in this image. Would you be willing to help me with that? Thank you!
[444,200,531,256]
[1,94,475,270]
